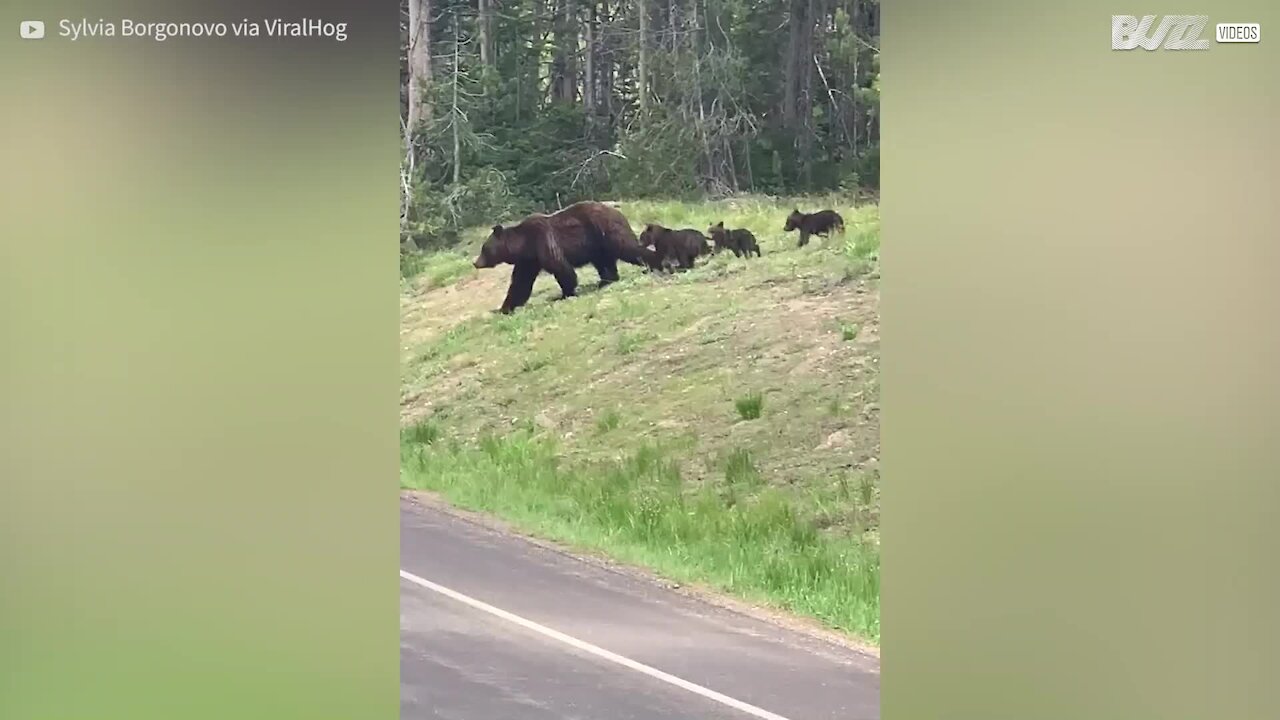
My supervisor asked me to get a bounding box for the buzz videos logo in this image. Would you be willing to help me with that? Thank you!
[1112,15,1260,50]
[1112,15,1210,50]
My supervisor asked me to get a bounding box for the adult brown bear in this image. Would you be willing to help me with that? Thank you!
[473,201,661,314]
[639,223,711,271]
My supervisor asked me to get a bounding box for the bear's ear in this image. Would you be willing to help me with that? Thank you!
[492,224,503,234]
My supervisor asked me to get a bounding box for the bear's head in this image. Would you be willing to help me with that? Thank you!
[707,221,726,240]
[638,223,666,249]
[473,224,526,269]
[783,209,804,232]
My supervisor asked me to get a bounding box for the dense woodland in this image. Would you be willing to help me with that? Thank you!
[400,0,880,247]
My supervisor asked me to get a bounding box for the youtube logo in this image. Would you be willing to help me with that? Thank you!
[20,20,45,39]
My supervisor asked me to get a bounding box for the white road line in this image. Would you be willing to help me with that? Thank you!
[399,568,795,720]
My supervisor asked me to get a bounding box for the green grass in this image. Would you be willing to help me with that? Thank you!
[735,392,764,420]
[841,207,881,277]
[596,409,622,433]
[401,420,442,446]
[615,331,655,355]
[722,448,763,488]
[521,355,551,373]
[401,427,880,640]
[400,193,881,644]
[401,252,427,281]
[401,249,476,287]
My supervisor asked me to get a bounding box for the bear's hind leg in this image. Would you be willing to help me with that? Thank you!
[679,248,697,269]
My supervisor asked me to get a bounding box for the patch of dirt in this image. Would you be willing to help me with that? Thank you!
[400,271,506,351]
[819,429,854,450]
[400,365,484,426]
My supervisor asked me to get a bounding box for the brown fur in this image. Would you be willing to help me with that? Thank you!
[783,208,845,247]
[707,221,762,258]
[639,223,712,271]
[473,201,661,313]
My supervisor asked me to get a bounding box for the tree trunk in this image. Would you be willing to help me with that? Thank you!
[585,4,596,114]
[452,17,461,184]
[552,0,579,103]
[691,0,713,187]
[637,0,648,113]
[478,0,495,67]
[407,0,432,136]
[603,1,616,124]
[782,0,817,187]
[782,0,812,130]
[798,0,818,187]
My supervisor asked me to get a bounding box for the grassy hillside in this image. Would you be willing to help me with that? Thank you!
[399,195,881,643]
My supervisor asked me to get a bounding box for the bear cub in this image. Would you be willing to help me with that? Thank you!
[639,223,712,271]
[783,208,844,247]
[707,221,762,258]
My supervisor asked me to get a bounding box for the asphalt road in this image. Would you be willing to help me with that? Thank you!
[400,495,880,720]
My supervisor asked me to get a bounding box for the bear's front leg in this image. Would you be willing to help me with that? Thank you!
[500,262,540,313]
